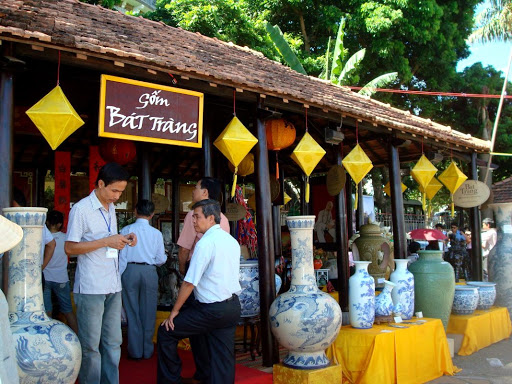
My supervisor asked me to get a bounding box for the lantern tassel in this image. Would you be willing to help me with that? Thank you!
[306,176,310,203]
[354,187,359,211]
[276,152,279,180]
[231,167,238,198]
[422,192,426,212]
[451,194,455,217]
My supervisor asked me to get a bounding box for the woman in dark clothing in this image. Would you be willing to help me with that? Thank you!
[447,222,469,281]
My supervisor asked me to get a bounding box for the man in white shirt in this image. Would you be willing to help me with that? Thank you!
[157,199,241,384]
[314,201,336,243]
[481,217,498,280]
[119,199,167,360]
[65,163,137,384]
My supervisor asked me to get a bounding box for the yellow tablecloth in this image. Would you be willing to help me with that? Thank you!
[447,306,512,356]
[326,318,457,384]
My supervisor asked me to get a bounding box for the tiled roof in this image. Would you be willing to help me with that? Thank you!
[0,0,491,152]
[492,177,512,204]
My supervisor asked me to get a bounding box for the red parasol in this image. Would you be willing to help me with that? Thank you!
[409,228,447,241]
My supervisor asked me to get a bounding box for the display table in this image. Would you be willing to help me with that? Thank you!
[326,318,457,384]
[447,306,512,356]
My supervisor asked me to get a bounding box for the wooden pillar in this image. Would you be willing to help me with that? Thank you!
[254,100,279,366]
[138,143,151,201]
[355,183,364,230]
[203,122,213,177]
[171,176,180,243]
[272,205,282,259]
[335,152,349,310]
[389,139,407,259]
[470,153,483,280]
[346,176,353,240]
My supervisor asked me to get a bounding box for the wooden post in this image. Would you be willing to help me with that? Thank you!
[389,139,407,259]
[171,176,180,243]
[470,152,483,280]
[203,120,212,177]
[138,143,151,201]
[335,152,349,310]
[356,183,364,230]
[346,176,353,240]
[272,205,282,259]
[254,100,279,366]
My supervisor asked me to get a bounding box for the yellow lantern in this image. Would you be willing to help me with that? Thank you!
[214,116,258,197]
[419,177,443,217]
[411,154,438,211]
[341,144,373,210]
[383,181,407,196]
[290,132,326,203]
[26,85,84,150]
[228,153,254,177]
[439,161,467,217]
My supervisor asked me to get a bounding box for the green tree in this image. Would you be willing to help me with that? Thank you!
[80,0,119,8]
[470,0,512,42]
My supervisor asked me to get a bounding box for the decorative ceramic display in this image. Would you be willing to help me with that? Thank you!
[390,259,415,320]
[3,207,81,383]
[452,286,479,315]
[375,280,396,317]
[352,223,393,287]
[239,260,282,317]
[270,216,342,369]
[466,281,496,310]
[408,250,455,329]
[488,203,512,316]
[349,261,375,329]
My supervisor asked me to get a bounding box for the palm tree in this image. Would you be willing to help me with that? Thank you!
[266,18,398,97]
[469,0,512,42]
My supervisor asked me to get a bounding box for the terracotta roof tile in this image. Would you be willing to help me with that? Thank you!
[0,0,491,152]
[492,177,512,204]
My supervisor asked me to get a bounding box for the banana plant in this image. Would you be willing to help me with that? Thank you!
[266,17,398,97]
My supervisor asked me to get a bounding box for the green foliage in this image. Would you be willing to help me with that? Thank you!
[80,0,119,8]
[265,24,307,74]
[470,0,512,42]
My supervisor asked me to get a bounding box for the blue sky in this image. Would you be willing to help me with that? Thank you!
[457,40,512,74]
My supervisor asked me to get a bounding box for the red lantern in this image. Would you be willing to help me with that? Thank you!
[265,119,296,179]
[99,139,137,165]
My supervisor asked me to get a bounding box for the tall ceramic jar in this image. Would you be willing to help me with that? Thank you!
[390,259,415,320]
[408,250,455,328]
[269,216,342,369]
[3,207,81,383]
[488,203,512,317]
[349,261,375,328]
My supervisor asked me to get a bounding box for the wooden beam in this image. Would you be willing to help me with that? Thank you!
[389,138,407,260]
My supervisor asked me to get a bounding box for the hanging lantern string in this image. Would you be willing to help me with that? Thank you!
[305,107,308,132]
[233,89,236,116]
[356,121,359,144]
[421,136,424,154]
[57,50,61,86]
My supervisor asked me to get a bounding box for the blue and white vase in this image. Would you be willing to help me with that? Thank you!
[3,207,81,383]
[269,216,342,370]
[390,259,415,320]
[466,281,496,310]
[239,260,282,317]
[452,286,479,315]
[349,261,375,328]
[375,280,395,317]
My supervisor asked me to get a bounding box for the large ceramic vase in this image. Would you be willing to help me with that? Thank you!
[269,216,342,369]
[390,259,415,320]
[352,223,393,287]
[488,203,512,316]
[3,207,81,383]
[349,261,375,328]
[239,260,282,317]
[408,250,455,328]
[375,280,395,317]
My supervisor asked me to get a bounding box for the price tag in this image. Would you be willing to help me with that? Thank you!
[106,247,118,259]
[381,330,393,333]
[415,311,423,318]
[393,316,403,323]
[377,278,385,284]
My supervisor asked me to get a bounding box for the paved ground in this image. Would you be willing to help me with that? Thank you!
[429,336,512,384]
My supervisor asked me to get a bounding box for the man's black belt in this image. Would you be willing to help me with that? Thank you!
[220,294,236,303]
[128,262,151,266]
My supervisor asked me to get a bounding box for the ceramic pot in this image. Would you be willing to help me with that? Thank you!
[390,259,415,320]
[269,216,342,370]
[352,223,392,287]
[3,207,81,383]
[239,260,282,317]
[375,280,395,317]
[452,286,479,315]
[488,203,512,316]
[408,250,455,329]
[349,261,375,328]
[466,281,496,310]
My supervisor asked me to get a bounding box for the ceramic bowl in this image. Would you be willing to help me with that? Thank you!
[452,286,479,315]
[466,281,497,310]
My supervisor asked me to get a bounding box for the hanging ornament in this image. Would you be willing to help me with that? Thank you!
[266,119,296,179]
[419,177,443,218]
[411,154,438,211]
[283,192,292,205]
[228,153,254,177]
[383,181,407,197]
[214,116,257,198]
[99,138,137,165]
[341,144,373,210]
[26,86,84,150]
[439,161,467,217]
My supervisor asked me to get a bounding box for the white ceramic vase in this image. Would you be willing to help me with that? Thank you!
[452,286,479,315]
[3,207,81,383]
[375,280,395,317]
[269,216,342,369]
[349,261,375,328]
[390,259,415,320]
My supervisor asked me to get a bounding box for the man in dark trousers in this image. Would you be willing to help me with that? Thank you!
[157,199,241,384]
